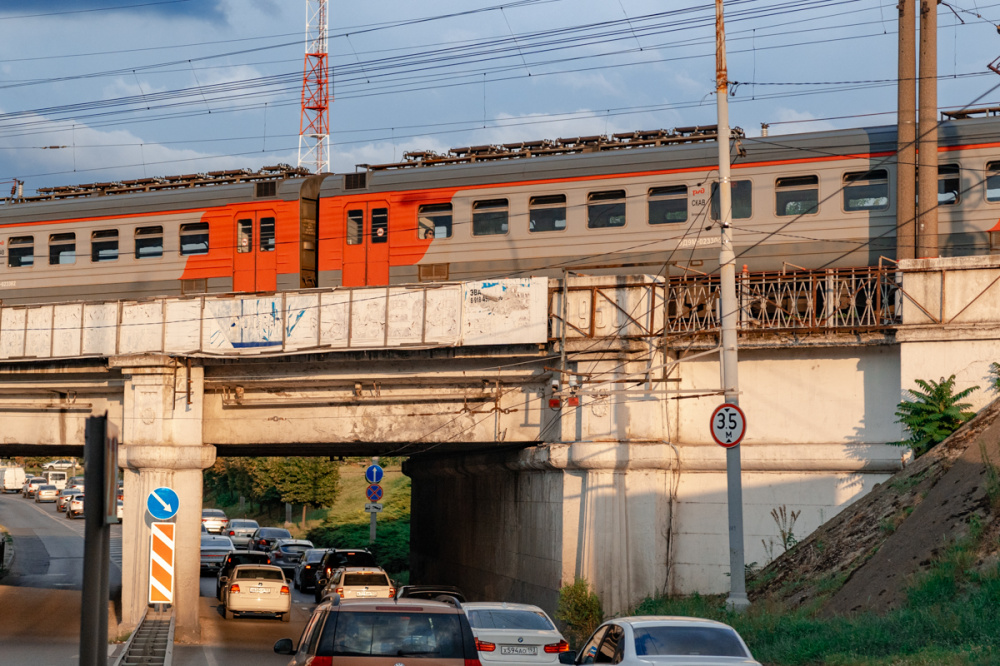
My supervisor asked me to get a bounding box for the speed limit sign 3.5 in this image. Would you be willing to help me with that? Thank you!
[711,403,747,448]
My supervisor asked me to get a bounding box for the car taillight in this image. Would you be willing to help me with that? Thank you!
[230,584,240,594]
[280,585,290,595]
[544,640,570,653]
[305,565,312,569]
[304,657,332,666]
[228,530,235,536]
[335,587,344,597]
[388,587,395,598]
[464,660,484,666]
[474,639,496,652]
[260,539,268,546]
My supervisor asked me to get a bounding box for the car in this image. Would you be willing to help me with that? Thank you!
[270,538,314,574]
[274,596,479,664]
[66,476,85,491]
[563,616,761,666]
[200,534,235,574]
[397,585,467,603]
[201,508,228,534]
[292,548,328,592]
[463,602,569,663]
[216,550,273,600]
[116,500,124,521]
[314,547,379,598]
[35,484,59,503]
[23,477,45,498]
[249,527,292,552]
[222,564,291,622]
[201,523,208,534]
[42,459,76,470]
[57,488,76,511]
[317,566,394,603]
[224,519,260,548]
[66,494,85,518]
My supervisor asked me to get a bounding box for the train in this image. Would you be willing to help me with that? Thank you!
[2,112,999,306]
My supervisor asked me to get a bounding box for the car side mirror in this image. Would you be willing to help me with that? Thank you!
[273,638,295,655]
[317,578,327,587]
[559,651,578,664]
[220,576,228,582]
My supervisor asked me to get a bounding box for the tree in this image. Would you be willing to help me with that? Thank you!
[894,375,978,458]
[257,457,340,525]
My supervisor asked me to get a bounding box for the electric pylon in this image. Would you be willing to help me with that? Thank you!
[298,0,330,174]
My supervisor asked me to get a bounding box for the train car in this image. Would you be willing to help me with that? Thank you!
[0,167,326,306]
[315,115,1000,287]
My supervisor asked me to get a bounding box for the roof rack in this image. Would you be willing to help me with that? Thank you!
[10,164,311,203]
[367,126,742,171]
[940,105,1000,120]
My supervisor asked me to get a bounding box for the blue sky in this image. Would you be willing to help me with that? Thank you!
[1,0,999,194]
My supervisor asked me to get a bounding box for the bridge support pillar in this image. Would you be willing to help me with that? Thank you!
[111,355,214,643]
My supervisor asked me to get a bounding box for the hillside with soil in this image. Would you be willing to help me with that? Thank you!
[749,396,1000,615]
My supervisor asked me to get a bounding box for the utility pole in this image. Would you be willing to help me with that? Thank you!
[715,0,749,612]
[916,0,939,258]
[896,0,917,261]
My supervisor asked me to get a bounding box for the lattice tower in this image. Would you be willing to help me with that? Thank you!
[298,0,330,174]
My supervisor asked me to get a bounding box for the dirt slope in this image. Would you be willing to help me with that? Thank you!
[749,396,1000,614]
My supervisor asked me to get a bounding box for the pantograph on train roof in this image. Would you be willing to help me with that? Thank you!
[364,125,745,171]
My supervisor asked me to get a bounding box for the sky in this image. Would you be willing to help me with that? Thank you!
[1,0,1000,195]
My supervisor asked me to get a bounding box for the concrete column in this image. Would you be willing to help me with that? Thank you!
[111,355,214,643]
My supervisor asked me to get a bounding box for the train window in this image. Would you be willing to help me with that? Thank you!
[237,219,253,253]
[347,210,364,245]
[135,226,164,259]
[417,204,452,239]
[371,208,388,244]
[987,162,1000,202]
[529,195,567,232]
[49,233,76,265]
[938,164,960,205]
[588,190,627,228]
[648,186,687,224]
[8,236,33,268]
[473,199,509,236]
[775,175,819,217]
[260,217,276,252]
[843,169,889,211]
[710,180,752,220]
[91,230,118,262]
[179,223,209,256]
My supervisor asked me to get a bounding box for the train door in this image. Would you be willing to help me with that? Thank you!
[342,201,390,287]
[233,209,278,292]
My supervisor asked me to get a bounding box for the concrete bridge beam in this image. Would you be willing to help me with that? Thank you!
[112,356,214,643]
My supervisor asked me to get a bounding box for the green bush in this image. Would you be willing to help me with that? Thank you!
[307,518,410,574]
[894,375,978,458]
[556,578,603,649]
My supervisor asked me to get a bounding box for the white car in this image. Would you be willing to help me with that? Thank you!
[35,485,59,503]
[222,564,291,622]
[42,460,76,470]
[67,494,85,519]
[568,616,761,666]
[464,602,569,664]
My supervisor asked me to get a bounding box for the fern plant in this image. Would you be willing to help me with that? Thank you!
[894,375,978,458]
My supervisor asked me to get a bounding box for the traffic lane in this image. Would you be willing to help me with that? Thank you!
[171,569,312,664]
[0,489,121,591]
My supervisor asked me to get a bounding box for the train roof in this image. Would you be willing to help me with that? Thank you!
[319,115,1000,197]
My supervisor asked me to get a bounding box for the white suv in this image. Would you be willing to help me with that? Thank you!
[319,566,395,602]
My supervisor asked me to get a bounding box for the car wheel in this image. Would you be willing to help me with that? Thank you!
[281,612,290,623]
[224,606,233,621]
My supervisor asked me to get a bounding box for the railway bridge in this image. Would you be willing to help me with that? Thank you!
[1,257,998,641]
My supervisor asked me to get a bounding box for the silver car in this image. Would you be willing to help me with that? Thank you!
[57,489,76,511]
[201,508,228,534]
[224,519,259,548]
[35,485,59,503]
[200,535,235,574]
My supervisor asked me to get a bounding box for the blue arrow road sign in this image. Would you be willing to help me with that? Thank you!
[365,465,384,485]
[147,487,179,521]
[366,484,383,502]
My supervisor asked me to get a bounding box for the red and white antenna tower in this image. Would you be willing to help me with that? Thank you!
[298,0,330,173]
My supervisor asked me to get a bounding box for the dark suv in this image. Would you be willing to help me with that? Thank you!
[215,550,273,600]
[314,549,378,603]
[274,596,481,665]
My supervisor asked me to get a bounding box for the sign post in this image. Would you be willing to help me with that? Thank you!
[366,458,383,543]
[80,412,114,666]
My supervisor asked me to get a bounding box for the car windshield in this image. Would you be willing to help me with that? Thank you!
[467,609,554,631]
[319,611,463,658]
[226,553,268,567]
[260,528,291,538]
[235,568,284,581]
[203,510,225,518]
[230,520,257,529]
[333,551,377,567]
[633,626,749,658]
[280,544,311,554]
[343,573,389,587]
[304,550,326,563]
[39,485,56,491]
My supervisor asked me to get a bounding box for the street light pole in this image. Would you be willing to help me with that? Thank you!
[715,0,750,612]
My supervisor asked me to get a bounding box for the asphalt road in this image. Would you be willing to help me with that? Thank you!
[0,490,314,665]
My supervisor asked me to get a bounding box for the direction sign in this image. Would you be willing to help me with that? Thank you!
[148,522,175,604]
[711,403,747,448]
[146,487,179,521]
[365,502,383,513]
[365,464,384,485]
[366,484,383,502]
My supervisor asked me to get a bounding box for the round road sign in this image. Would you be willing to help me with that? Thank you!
[366,484,383,502]
[710,403,747,448]
[365,464,384,484]
[146,487,179,521]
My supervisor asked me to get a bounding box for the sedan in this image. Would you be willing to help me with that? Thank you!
[43,459,76,470]
[249,527,292,552]
[565,616,761,666]
[222,564,291,622]
[23,477,45,498]
[270,539,314,574]
[201,508,228,534]
[224,519,259,549]
[35,485,59,503]
[200,535,235,574]
[464,602,568,664]
[293,548,327,592]
[57,489,76,512]
[66,494,85,519]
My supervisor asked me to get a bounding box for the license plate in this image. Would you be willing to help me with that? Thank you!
[501,646,537,656]
[249,588,271,594]
[355,590,376,597]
